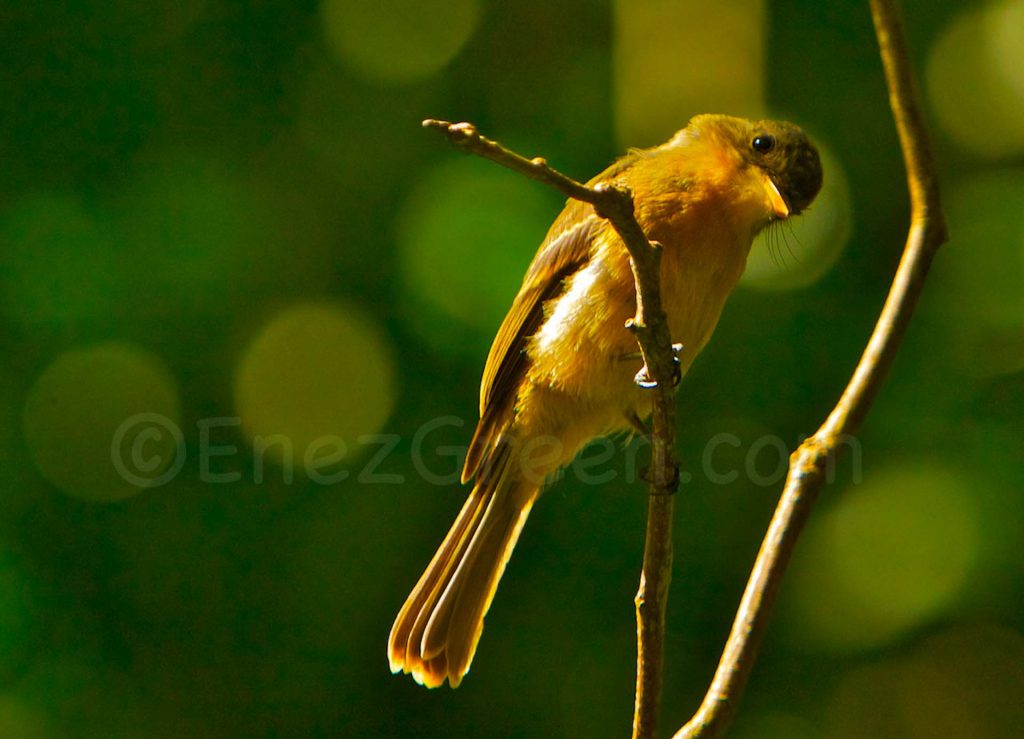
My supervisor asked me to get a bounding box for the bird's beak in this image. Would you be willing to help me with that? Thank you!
[765,175,790,220]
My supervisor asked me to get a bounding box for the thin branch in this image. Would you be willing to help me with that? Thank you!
[422,119,679,739]
[673,1,947,737]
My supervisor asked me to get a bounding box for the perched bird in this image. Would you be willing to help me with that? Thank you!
[388,114,823,688]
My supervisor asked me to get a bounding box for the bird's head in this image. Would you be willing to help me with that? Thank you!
[675,114,824,223]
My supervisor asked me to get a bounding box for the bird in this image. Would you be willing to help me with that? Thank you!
[388,113,823,688]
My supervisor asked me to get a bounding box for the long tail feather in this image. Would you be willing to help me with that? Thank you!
[388,444,537,688]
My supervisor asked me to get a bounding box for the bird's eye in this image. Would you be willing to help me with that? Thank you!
[752,135,775,153]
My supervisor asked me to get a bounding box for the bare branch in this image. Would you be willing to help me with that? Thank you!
[422,118,680,739]
[673,1,947,736]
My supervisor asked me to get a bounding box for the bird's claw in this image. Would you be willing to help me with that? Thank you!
[670,343,683,386]
[632,343,684,389]
[634,367,658,388]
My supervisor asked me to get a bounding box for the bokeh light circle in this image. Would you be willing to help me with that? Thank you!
[926,0,1024,158]
[234,302,397,471]
[990,0,1024,102]
[23,343,181,502]
[783,466,978,652]
[744,140,853,290]
[320,0,479,84]
[613,0,766,146]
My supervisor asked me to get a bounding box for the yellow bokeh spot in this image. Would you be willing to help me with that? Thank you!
[320,0,479,84]
[23,343,181,502]
[990,0,1024,102]
[744,140,853,290]
[614,0,765,146]
[396,157,557,355]
[783,466,978,652]
[234,302,397,471]
[926,0,1024,158]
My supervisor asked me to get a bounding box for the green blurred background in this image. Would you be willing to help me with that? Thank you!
[1,0,1023,736]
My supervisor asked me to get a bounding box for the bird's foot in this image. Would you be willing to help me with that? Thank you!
[631,343,684,388]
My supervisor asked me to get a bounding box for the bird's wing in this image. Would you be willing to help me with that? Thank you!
[462,197,600,482]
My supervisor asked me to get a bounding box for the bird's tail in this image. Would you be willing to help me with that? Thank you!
[388,442,537,688]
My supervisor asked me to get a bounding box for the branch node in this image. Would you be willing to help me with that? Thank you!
[639,463,680,493]
[590,182,635,221]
